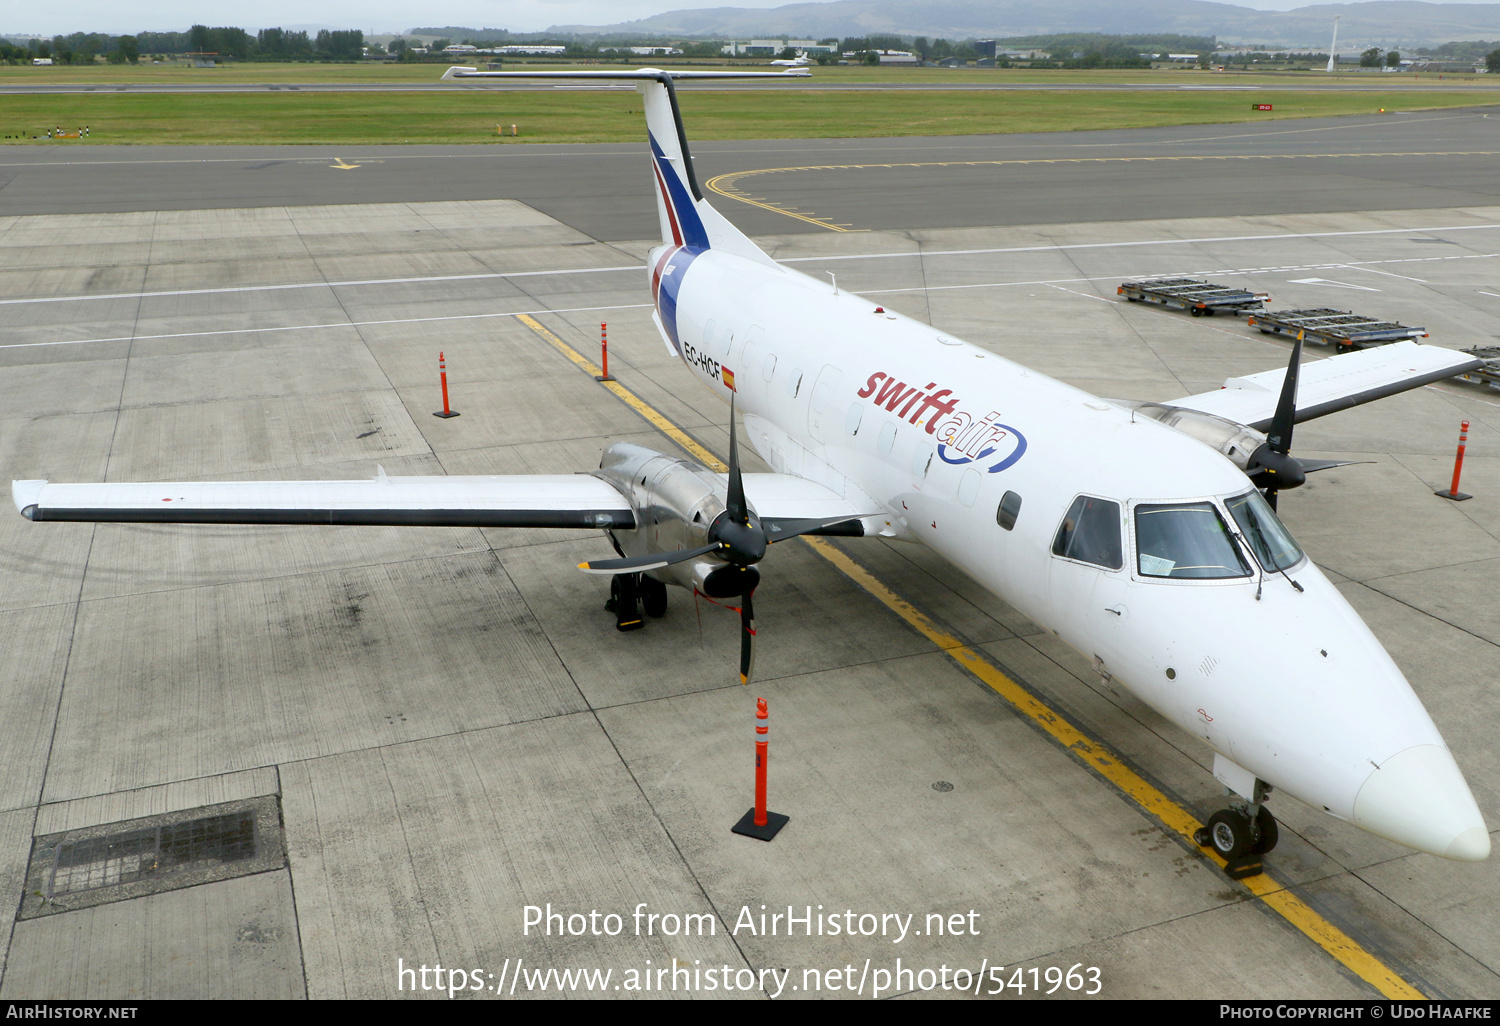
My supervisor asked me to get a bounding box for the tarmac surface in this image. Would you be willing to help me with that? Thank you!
[1,106,1499,236]
[0,122,1499,1000]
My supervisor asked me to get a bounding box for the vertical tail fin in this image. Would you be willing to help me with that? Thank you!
[442,67,804,266]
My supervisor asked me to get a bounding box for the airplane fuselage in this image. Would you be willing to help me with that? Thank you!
[649,239,1488,861]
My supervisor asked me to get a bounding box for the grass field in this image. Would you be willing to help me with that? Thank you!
[2,62,1497,145]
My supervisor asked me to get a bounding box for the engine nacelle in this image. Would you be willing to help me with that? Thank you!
[1119,402,1267,473]
[593,442,746,592]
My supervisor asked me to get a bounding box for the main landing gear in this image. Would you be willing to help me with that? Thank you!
[1195,789,1278,879]
[604,573,668,631]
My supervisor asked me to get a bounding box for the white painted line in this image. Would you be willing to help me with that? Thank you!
[0,302,653,350]
[1287,278,1380,291]
[854,254,1499,298]
[0,264,643,307]
[1343,264,1427,283]
[782,224,1500,264]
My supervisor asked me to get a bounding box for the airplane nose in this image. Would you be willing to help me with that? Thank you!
[1354,745,1490,861]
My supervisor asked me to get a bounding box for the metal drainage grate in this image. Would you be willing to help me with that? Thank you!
[50,811,257,896]
[20,795,283,919]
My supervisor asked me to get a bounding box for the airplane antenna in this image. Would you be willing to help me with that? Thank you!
[828,272,837,294]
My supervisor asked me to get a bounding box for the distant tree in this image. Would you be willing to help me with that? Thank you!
[1488,48,1500,73]
[1386,50,1401,66]
[388,37,409,58]
[190,24,210,53]
[111,35,138,64]
[1360,46,1383,67]
[212,27,252,60]
[862,50,879,65]
[366,41,385,55]
[431,38,452,53]
[777,46,796,60]
[912,36,929,59]
[315,30,363,60]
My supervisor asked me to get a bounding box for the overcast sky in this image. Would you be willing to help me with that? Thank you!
[3,0,1455,38]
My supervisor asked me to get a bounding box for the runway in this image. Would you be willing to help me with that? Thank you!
[1,106,1498,239]
[0,114,1498,1000]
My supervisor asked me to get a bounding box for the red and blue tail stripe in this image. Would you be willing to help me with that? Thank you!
[650,132,710,250]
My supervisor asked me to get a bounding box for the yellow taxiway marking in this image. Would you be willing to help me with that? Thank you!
[708,150,1500,233]
[329,158,361,170]
[514,308,1423,1000]
[515,313,726,472]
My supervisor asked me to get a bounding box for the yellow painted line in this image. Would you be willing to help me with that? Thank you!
[329,158,361,170]
[513,313,726,472]
[706,151,1500,233]
[515,307,1423,1000]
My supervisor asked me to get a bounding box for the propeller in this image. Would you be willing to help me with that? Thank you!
[579,398,850,684]
[1244,331,1306,510]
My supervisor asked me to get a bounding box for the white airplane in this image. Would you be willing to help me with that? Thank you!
[770,53,814,67]
[11,68,1491,867]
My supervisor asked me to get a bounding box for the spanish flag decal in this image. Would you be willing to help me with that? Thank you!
[722,367,737,391]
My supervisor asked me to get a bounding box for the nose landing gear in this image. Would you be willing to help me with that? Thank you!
[1195,799,1278,879]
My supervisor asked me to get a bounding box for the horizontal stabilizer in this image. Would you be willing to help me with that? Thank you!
[1166,341,1482,431]
[13,475,634,529]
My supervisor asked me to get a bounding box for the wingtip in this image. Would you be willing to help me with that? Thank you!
[12,480,45,518]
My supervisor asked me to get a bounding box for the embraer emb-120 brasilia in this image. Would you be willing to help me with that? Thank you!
[12,67,1490,866]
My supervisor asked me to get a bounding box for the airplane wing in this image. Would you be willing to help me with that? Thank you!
[12,470,868,533]
[742,473,870,538]
[11,474,634,528]
[1164,341,1482,431]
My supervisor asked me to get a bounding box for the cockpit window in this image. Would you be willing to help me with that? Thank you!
[1052,496,1123,570]
[1225,490,1304,573]
[1135,502,1250,579]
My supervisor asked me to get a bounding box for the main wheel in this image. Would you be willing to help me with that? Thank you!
[1250,806,1279,854]
[1190,307,1203,317]
[641,575,668,618]
[1206,809,1253,860]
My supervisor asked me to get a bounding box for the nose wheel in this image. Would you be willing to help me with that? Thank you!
[1195,804,1278,875]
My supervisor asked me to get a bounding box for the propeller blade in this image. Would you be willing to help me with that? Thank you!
[739,592,756,685]
[1267,331,1304,455]
[1296,457,1374,474]
[578,542,719,575]
[725,395,748,526]
[1264,487,1279,512]
[763,515,869,542]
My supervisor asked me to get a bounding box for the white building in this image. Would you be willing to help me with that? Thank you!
[722,39,830,56]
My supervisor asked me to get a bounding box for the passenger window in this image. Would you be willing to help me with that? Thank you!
[877,422,897,455]
[1052,496,1123,570]
[720,328,735,360]
[845,402,863,436]
[702,319,716,350]
[958,470,981,507]
[996,490,1022,530]
[912,444,933,480]
[787,368,803,398]
[762,354,777,381]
